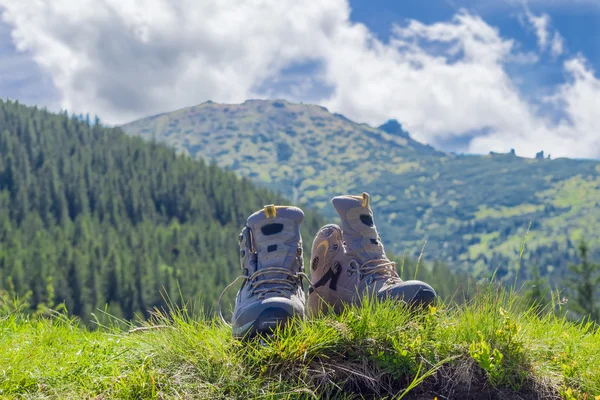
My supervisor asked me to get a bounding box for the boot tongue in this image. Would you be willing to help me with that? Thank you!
[332,192,386,263]
[246,205,304,283]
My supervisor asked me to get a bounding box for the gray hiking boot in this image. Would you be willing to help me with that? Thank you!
[307,192,436,316]
[230,205,306,338]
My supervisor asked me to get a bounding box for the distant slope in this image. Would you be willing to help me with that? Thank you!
[122,99,600,280]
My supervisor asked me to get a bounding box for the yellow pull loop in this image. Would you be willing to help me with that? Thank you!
[361,192,370,208]
[264,204,276,218]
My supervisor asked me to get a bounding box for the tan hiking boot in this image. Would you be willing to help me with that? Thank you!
[307,192,436,316]
[226,205,306,338]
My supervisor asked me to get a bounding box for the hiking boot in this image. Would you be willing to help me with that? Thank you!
[229,205,306,338]
[307,192,436,316]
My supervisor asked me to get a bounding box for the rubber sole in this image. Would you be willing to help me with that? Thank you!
[232,307,293,339]
[308,281,438,317]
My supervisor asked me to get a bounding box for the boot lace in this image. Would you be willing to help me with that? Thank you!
[349,258,402,285]
[218,268,312,326]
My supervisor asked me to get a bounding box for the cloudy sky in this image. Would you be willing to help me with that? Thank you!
[0,0,598,158]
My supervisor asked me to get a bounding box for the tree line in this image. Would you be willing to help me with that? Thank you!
[526,240,600,324]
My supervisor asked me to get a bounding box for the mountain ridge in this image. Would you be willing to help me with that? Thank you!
[121,99,600,280]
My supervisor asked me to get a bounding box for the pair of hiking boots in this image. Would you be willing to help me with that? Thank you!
[226,192,437,338]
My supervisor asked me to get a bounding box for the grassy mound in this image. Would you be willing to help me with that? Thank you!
[1,287,598,399]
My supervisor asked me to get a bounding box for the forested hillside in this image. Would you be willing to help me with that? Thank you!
[0,100,328,320]
[0,100,466,322]
[122,99,600,282]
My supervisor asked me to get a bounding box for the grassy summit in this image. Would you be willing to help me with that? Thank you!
[121,100,600,280]
[1,286,598,399]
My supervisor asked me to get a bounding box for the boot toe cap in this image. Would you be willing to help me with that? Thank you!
[379,280,437,307]
[232,297,304,338]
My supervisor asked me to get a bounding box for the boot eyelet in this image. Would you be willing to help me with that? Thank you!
[332,263,340,274]
[366,276,373,285]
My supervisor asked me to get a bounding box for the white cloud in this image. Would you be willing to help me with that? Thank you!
[468,56,600,158]
[550,31,564,57]
[523,7,564,56]
[0,0,344,123]
[322,10,599,158]
[0,21,57,107]
[0,0,598,158]
[526,11,550,49]
[323,12,533,137]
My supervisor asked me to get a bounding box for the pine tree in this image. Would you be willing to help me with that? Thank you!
[565,240,600,323]
[523,264,549,315]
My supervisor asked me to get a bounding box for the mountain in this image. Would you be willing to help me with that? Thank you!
[0,99,466,321]
[122,99,600,280]
[122,99,441,206]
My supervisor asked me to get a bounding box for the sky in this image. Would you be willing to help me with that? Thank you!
[0,0,598,158]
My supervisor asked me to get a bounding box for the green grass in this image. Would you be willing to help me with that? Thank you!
[1,287,599,399]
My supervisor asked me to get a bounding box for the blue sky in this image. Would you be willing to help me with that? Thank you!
[0,0,598,158]
[350,0,599,90]
[4,0,597,107]
[0,20,56,109]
